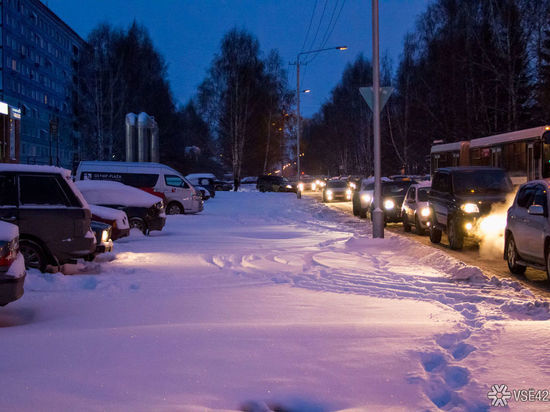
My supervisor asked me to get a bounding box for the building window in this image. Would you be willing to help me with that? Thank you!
[11,59,17,71]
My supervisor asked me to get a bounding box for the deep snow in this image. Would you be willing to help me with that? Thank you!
[0,192,549,411]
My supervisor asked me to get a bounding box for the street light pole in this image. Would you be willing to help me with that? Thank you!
[295,46,347,198]
[372,0,384,238]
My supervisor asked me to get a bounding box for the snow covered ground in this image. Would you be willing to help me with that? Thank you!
[1,192,549,411]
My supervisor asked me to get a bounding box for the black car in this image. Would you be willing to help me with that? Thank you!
[0,166,96,271]
[322,180,352,202]
[369,180,415,223]
[85,221,113,261]
[428,167,512,249]
[257,175,295,192]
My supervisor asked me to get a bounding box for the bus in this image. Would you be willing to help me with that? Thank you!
[430,126,550,185]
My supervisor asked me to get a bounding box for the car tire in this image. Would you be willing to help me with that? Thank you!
[167,202,183,215]
[429,218,442,244]
[415,215,425,235]
[448,217,464,250]
[506,235,526,275]
[403,214,411,232]
[129,217,148,235]
[20,239,47,272]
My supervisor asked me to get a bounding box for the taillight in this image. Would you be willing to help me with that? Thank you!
[0,237,18,269]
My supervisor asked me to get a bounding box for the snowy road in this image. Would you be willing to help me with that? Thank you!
[1,192,550,411]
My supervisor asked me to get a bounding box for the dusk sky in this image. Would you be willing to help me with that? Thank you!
[47,0,429,117]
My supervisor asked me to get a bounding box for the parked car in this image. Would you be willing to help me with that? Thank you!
[0,165,96,271]
[429,167,512,250]
[89,204,130,240]
[75,180,166,235]
[76,161,203,215]
[369,180,416,223]
[86,221,113,261]
[257,175,295,192]
[0,221,25,306]
[401,181,431,235]
[240,176,258,184]
[505,180,550,277]
[186,173,217,198]
[214,180,233,191]
[322,180,352,202]
[195,185,211,201]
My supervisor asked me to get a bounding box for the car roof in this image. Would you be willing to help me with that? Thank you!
[435,166,505,173]
[0,164,70,175]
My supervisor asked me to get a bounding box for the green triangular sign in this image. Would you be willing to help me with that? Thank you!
[359,87,394,113]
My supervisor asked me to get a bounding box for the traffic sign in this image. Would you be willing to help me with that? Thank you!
[359,87,394,113]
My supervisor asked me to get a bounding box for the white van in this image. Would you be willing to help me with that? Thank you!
[76,161,203,215]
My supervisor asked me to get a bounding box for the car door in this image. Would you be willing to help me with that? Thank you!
[0,173,19,225]
[511,185,535,259]
[431,172,452,226]
[405,186,416,220]
[523,185,548,263]
[164,174,193,209]
[17,173,85,256]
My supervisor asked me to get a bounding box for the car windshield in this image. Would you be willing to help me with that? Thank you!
[382,182,409,196]
[418,188,430,202]
[328,181,348,188]
[453,170,512,195]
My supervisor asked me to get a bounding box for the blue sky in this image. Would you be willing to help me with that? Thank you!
[47,0,429,116]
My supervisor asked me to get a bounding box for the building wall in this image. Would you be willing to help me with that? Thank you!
[0,0,85,169]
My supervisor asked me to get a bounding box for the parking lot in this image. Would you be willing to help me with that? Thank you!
[305,191,550,299]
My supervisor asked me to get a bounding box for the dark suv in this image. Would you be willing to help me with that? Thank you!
[0,166,96,271]
[256,175,295,192]
[429,167,512,249]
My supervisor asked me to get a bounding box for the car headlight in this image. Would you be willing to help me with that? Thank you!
[286,184,292,189]
[349,182,356,190]
[298,183,304,191]
[461,203,479,214]
[315,180,321,185]
[384,199,395,210]
[320,181,326,187]
[311,183,316,191]
[420,207,431,217]
[362,194,371,203]
[101,229,110,243]
[327,190,333,196]
[346,189,352,196]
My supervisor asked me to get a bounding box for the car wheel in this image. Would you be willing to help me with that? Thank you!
[403,214,411,232]
[506,235,526,275]
[429,217,442,244]
[129,217,148,235]
[20,239,47,272]
[167,202,183,215]
[415,214,425,235]
[448,217,464,250]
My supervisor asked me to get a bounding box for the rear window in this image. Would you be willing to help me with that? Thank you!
[453,170,512,195]
[327,181,348,188]
[19,175,70,206]
[0,174,17,206]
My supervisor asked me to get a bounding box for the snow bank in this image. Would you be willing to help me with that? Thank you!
[76,180,160,208]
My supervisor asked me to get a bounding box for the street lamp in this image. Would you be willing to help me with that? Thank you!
[296,46,347,199]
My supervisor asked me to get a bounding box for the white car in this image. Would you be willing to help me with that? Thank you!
[0,221,25,307]
[505,179,550,276]
[401,181,431,235]
[77,161,203,215]
[352,177,392,218]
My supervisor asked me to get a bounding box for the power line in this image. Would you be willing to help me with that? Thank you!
[305,0,346,65]
[301,0,319,52]
[307,0,329,52]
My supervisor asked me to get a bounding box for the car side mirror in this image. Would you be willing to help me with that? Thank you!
[528,205,545,216]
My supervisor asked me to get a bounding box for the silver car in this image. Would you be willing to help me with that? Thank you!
[401,182,431,235]
[505,180,550,277]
